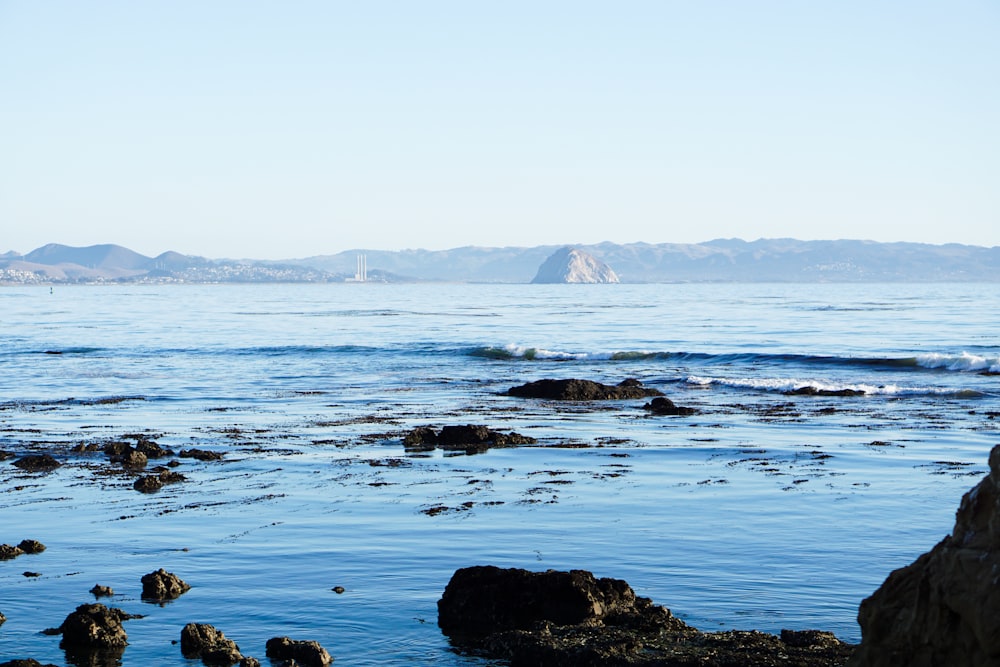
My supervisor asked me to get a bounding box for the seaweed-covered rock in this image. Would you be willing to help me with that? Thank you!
[141,568,191,601]
[851,444,1000,667]
[439,566,854,666]
[506,378,662,401]
[264,637,333,666]
[181,623,245,665]
[12,454,61,472]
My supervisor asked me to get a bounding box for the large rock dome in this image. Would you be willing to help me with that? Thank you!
[531,247,619,284]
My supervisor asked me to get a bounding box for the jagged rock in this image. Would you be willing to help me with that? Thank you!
[264,637,333,666]
[181,623,244,665]
[141,568,191,600]
[135,440,174,458]
[642,396,696,416]
[120,449,148,469]
[507,378,662,401]
[439,566,854,666]
[531,247,620,284]
[58,603,131,649]
[12,454,61,472]
[851,443,1000,666]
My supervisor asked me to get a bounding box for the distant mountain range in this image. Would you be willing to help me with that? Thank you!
[2,239,999,284]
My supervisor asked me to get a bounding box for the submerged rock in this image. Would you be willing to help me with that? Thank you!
[851,444,1000,666]
[264,637,333,666]
[133,470,187,493]
[439,566,854,666]
[141,568,191,601]
[506,378,662,401]
[0,660,60,667]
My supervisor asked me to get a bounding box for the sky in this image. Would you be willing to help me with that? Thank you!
[1,1,998,259]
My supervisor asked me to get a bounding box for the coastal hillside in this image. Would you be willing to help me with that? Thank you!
[2,239,999,284]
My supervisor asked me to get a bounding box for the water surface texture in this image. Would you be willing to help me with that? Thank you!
[1,283,998,665]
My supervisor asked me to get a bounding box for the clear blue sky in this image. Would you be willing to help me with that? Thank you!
[2,1,998,258]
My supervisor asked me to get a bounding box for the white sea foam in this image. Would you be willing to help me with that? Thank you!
[916,352,1000,373]
[685,375,972,396]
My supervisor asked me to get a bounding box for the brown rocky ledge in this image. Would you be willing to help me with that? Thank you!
[438,565,854,666]
[506,378,663,401]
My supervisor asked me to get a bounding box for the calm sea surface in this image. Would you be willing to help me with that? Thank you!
[1,283,998,665]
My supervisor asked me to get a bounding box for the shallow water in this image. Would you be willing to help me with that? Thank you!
[1,283,998,665]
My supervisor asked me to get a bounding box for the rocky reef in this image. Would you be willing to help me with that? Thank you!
[851,443,1000,666]
[439,565,854,666]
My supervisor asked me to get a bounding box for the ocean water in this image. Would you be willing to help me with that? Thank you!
[1,282,998,665]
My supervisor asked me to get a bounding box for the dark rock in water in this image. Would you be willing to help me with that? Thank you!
[0,610,5,625]
[90,584,114,598]
[180,448,224,461]
[58,603,131,649]
[22,571,41,578]
[786,386,865,397]
[135,440,174,458]
[264,637,333,666]
[0,450,14,461]
[17,539,45,554]
[851,443,1000,667]
[120,448,148,469]
[402,425,536,454]
[133,470,187,493]
[0,660,60,667]
[402,426,438,448]
[12,454,61,472]
[102,441,133,457]
[141,568,191,601]
[439,566,854,666]
[0,544,24,560]
[438,566,652,638]
[181,623,245,665]
[642,396,696,416]
[506,378,662,401]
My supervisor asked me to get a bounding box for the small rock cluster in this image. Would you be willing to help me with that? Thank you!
[0,539,46,561]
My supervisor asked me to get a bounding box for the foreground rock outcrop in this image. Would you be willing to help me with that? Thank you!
[507,378,662,401]
[531,247,620,284]
[181,623,259,666]
[851,444,1000,666]
[439,565,853,666]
